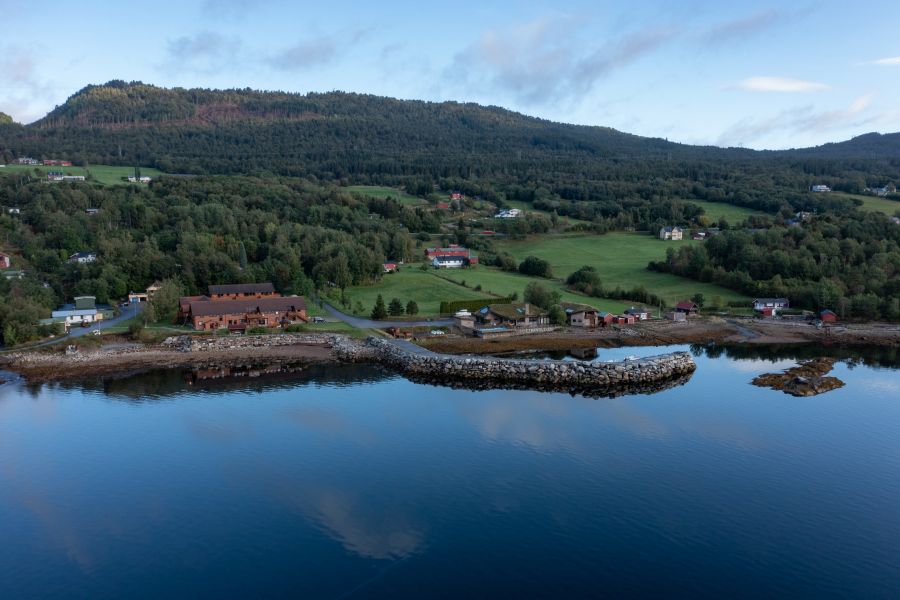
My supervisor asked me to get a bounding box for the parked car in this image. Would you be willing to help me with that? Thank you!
[310,316,326,323]
[92,330,101,336]
[430,330,445,335]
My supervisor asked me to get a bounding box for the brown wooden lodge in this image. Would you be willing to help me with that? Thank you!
[178,283,307,332]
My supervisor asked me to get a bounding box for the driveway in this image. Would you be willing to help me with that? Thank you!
[323,303,454,329]
[14,302,147,350]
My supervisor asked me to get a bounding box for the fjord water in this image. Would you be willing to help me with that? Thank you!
[1,348,898,598]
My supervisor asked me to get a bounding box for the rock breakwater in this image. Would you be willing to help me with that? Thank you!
[357,336,696,396]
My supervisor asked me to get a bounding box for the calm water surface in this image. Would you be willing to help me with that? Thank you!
[1,347,899,598]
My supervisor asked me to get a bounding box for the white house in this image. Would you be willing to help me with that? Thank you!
[659,226,683,241]
[68,251,97,264]
[811,184,831,193]
[433,256,466,268]
[752,298,790,314]
[494,208,522,219]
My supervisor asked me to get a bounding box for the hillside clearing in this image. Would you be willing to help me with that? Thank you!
[0,164,164,186]
[496,232,748,306]
[344,185,426,206]
[829,192,900,216]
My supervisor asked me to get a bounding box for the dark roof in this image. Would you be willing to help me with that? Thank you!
[208,282,275,295]
[433,255,466,263]
[625,306,650,314]
[484,303,548,320]
[753,297,789,303]
[675,301,698,310]
[189,296,306,317]
[560,302,597,314]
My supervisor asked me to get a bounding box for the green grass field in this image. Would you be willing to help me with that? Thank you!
[345,185,426,206]
[496,232,748,306]
[683,199,767,223]
[0,164,164,186]
[829,192,900,216]
[435,267,632,314]
[344,268,495,316]
[502,199,591,226]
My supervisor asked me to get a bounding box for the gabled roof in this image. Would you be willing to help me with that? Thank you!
[624,306,650,314]
[752,297,789,304]
[675,301,698,310]
[189,296,306,317]
[208,282,275,296]
[485,303,548,320]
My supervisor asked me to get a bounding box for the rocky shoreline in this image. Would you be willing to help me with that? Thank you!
[1,334,698,397]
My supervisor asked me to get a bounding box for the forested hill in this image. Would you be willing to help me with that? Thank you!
[1,81,899,203]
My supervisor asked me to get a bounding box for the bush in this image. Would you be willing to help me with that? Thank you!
[524,282,560,310]
[128,321,145,339]
[518,255,553,278]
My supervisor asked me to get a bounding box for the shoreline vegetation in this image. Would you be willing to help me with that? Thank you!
[2,318,898,384]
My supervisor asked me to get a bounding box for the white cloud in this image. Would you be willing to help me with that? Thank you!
[164,31,243,74]
[717,94,879,147]
[871,56,900,65]
[738,76,829,93]
[449,17,678,105]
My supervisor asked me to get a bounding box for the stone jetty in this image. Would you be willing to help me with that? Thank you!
[333,336,696,396]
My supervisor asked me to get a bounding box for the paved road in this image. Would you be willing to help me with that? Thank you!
[11,302,146,351]
[323,303,454,329]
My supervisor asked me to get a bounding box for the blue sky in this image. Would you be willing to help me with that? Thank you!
[1,0,899,149]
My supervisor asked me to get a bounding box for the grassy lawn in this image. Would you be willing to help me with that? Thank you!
[496,232,748,306]
[345,185,426,206]
[435,267,633,313]
[829,192,900,216]
[344,268,494,316]
[683,199,767,223]
[0,164,164,186]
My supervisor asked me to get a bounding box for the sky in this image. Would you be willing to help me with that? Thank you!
[1,0,899,149]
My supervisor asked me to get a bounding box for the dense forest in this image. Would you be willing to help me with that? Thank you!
[2,81,900,211]
[0,174,431,343]
[649,212,900,319]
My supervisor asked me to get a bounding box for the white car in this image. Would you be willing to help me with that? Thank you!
[430,330,445,335]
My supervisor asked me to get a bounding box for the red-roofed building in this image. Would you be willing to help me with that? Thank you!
[675,301,699,314]
[424,246,479,265]
[819,309,838,323]
[383,262,398,273]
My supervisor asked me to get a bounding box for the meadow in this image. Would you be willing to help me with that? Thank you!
[0,164,164,186]
[496,232,749,306]
[344,185,426,206]
[829,192,900,216]
[344,268,493,316]
[683,199,767,223]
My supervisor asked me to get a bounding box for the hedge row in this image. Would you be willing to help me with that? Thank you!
[439,297,514,315]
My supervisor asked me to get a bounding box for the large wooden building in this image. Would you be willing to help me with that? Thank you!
[178,283,307,331]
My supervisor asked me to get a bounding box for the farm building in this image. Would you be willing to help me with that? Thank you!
[561,302,599,327]
[624,306,651,320]
[597,312,615,326]
[665,311,687,322]
[819,310,838,323]
[752,298,789,316]
[811,184,831,192]
[432,256,467,268]
[659,226,683,241]
[383,262,398,273]
[613,314,636,325]
[208,282,278,300]
[675,300,699,314]
[494,208,521,219]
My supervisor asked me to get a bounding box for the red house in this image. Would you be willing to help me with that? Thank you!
[675,301,699,314]
[0,253,10,269]
[383,262,398,273]
[819,309,838,323]
[450,192,463,200]
[614,314,636,325]
[436,202,451,210]
[597,312,615,326]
